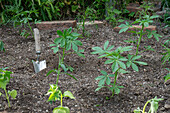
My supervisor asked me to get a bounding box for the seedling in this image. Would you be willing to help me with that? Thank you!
[46,84,75,113]
[47,27,85,85]
[164,68,170,83]
[119,15,162,55]
[0,41,5,52]
[92,41,147,97]
[0,68,17,107]
[134,96,163,113]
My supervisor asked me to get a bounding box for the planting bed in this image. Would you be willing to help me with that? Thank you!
[0,22,170,113]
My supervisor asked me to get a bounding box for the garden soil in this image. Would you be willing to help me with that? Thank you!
[0,22,169,113]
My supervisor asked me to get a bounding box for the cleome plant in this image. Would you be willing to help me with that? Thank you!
[47,27,84,112]
[46,84,75,113]
[119,14,162,56]
[91,40,147,98]
[134,96,163,113]
[0,68,17,108]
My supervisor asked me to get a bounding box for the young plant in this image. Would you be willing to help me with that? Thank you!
[134,96,163,113]
[0,68,17,107]
[46,84,75,113]
[119,14,162,55]
[0,41,5,52]
[47,27,85,85]
[161,39,170,65]
[164,68,170,83]
[92,41,147,97]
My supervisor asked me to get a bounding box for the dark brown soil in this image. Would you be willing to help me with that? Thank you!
[0,22,169,113]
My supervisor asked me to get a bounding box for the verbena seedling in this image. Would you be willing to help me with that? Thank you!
[134,96,163,113]
[119,15,162,55]
[46,84,75,113]
[47,27,85,85]
[0,68,17,107]
[92,40,147,97]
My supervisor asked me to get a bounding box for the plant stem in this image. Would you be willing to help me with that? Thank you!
[142,100,150,113]
[4,88,10,107]
[136,25,144,56]
[111,69,119,97]
[56,45,66,85]
[60,93,63,107]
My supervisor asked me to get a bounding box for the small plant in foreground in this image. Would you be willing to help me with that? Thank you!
[134,96,163,113]
[0,68,17,107]
[46,84,75,113]
[92,40,147,97]
[119,14,162,56]
[47,27,85,85]
[0,41,5,52]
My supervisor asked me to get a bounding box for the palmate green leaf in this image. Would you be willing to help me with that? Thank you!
[66,42,71,51]
[71,32,81,37]
[144,22,149,27]
[74,40,82,46]
[63,91,75,99]
[107,45,114,51]
[108,74,115,77]
[104,40,109,50]
[8,90,17,99]
[0,81,7,89]
[132,55,141,60]
[114,87,120,94]
[118,19,124,22]
[132,63,138,72]
[113,9,121,14]
[150,15,160,19]
[91,47,104,54]
[60,38,66,47]
[60,64,67,72]
[119,69,129,74]
[54,37,62,44]
[95,76,105,80]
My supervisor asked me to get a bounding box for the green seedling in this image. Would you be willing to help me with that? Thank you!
[46,84,75,113]
[0,41,5,52]
[119,15,162,55]
[47,27,85,85]
[161,39,170,65]
[164,68,170,83]
[0,68,17,107]
[134,96,163,113]
[92,41,147,97]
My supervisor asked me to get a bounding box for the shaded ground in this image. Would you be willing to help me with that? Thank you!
[0,22,170,113]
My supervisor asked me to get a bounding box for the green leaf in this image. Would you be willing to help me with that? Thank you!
[117,61,126,69]
[72,43,78,52]
[105,59,114,64]
[57,30,63,36]
[95,86,103,92]
[63,91,75,99]
[119,27,129,34]
[65,73,77,81]
[118,19,124,22]
[134,107,142,113]
[100,70,107,76]
[91,47,103,54]
[66,42,71,51]
[164,73,170,82]
[112,62,119,72]
[134,61,147,65]
[108,74,115,77]
[71,32,81,37]
[104,40,109,50]
[113,9,121,14]
[114,87,120,94]
[53,106,70,113]
[46,69,57,76]
[98,78,106,86]
[144,22,149,27]
[106,77,111,85]
[8,90,17,99]
[60,64,67,72]
[132,63,138,71]
[107,45,114,50]
[150,15,160,19]
[95,76,105,80]
[132,55,141,60]
[0,92,1,96]
[74,40,82,46]
[51,47,59,53]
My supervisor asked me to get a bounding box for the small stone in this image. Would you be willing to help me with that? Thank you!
[160,107,165,111]
[164,100,170,109]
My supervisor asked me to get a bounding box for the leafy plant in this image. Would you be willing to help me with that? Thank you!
[134,96,163,113]
[161,39,170,65]
[46,84,75,113]
[77,6,96,36]
[92,40,147,97]
[0,68,17,107]
[119,15,162,55]
[47,27,85,85]
[0,41,5,52]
